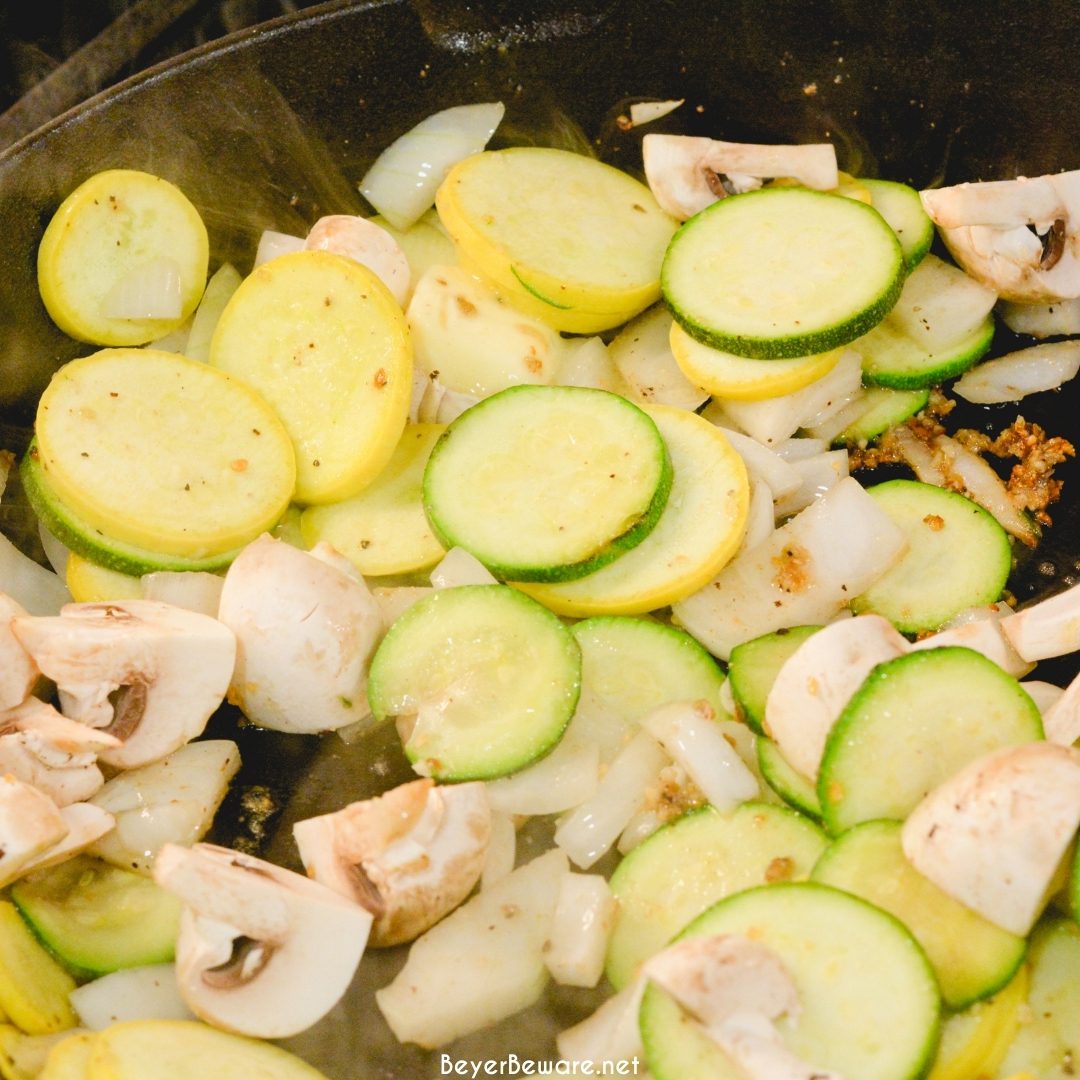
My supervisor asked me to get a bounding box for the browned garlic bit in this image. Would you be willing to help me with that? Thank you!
[154,842,372,1039]
[217,535,383,734]
[921,170,1080,302]
[294,777,491,947]
[12,599,236,769]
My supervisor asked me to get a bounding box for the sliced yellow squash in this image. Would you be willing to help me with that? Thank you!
[436,148,677,332]
[209,250,412,504]
[38,170,208,346]
[517,405,749,615]
[0,903,76,1035]
[66,553,142,604]
[34,349,295,561]
[85,1021,329,1079]
[41,1032,94,1080]
[670,322,843,401]
[301,423,446,576]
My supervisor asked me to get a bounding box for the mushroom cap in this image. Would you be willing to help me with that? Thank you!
[12,599,236,769]
[218,535,383,733]
[155,842,372,1039]
[305,215,410,306]
[294,777,491,946]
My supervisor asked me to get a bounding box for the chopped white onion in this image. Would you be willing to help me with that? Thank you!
[554,731,668,869]
[185,263,242,363]
[100,257,182,320]
[372,585,434,628]
[714,427,801,498]
[642,701,760,811]
[480,812,517,890]
[1044,674,1080,745]
[360,102,505,232]
[430,547,497,588]
[773,436,829,461]
[558,336,626,394]
[544,873,617,988]
[609,306,709,411]
[616,808,664,854]
[998,298,1080,338]
[739,480,776,554]
[304,215,410,306]
[953,340,1080,403]
[557,976,647,1067]
[1000,581,1080,662]
[772,450,849,520]
[71,964,194,1030]
[628,99,684,126]
[141,571,224,618]
[0,533,71,615]
[147,316,192,354]
[486,737,599,817]
[891,425,947,485]
[253,229,305,269]
[1021,679,1065,715]
[803,388,868,444]
[37,522,69,578]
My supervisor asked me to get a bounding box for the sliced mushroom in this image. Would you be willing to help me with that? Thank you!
[0,774,68,888]
[0,593,38,711]
[920,170,1080,301]
[910,604,1032,678]
[154,842,372,1039]
[12,600,236,769]
[20,802,115,876]
[304,215,410,306]
[643,134,838,220]
[0,697,120,805]
[644,935,846,1080]
[901,742,1080,936]
[1000,580,1080,663]
[217,535,383,734]
[294,777,490,946]
[764,614,909,780]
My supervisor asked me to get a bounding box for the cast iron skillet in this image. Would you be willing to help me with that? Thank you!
[0,1,1079,1075]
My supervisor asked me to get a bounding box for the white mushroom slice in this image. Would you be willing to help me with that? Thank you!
[12,599,236,769]
[1020,679,1064,716]
[0,775,68,888]
[20,802,115,875]
[304,215,410,306]
[902,742,1080,936]
[293,777,491,946]
[644,935,846,1080]
[911,605,1032,678]
[1041,670,1080,746]
[921,171,1080,302]
[154,842,371,1039]
[764,614,908,780]
[0,593,38,710]
[643,134,838,220]
[1000,581,1080,662]
[0,697,118,806]
[217,535,382,734]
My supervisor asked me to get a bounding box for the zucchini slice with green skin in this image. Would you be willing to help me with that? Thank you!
[811,820,1025,1009]
[640,882,940,1080]
[12,857,181,977]
[21,447,243,577]
[858,313,995,389]
[662,187,904,359]
[830,386,930,446]
[367,584,580,781]
[423,385,672,583]
[727,624,821,734]
[852,480,1012,633]
[32,349,295,563]
[605,802,826,990]
[861,178,935,269]
[817,646,1044,835]
[756,737,823,820]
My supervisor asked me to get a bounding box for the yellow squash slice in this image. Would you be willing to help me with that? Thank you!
[65,554,142,604]
[40,1032,94,1080]
[0,903,76,1035]
[436,148,677,333]
[38,170,208,346]
[209,250,412,504]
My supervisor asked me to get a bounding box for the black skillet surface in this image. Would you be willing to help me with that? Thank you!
[0,1,1079,1075]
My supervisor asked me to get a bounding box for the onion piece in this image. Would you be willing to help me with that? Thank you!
[772,450,849,520]
[998,298,1080,338]
[253,229,304,269]
[554,731,668,869]
[185,263,242,363]
[714,427,801,499]
[544,873,617,988]
[773,437,829,461]
[740,480,776,552]
[141,571,224,618]
[953,340,1080,403]
[360,102,505,232]
[629,99,684,126]
[100,257,182,320]
[71,964,194,1030]
[372,585,433,627]
[485,736,600,817]
[610,306,709,411]
[1022,680,1064,715]
[0,533,71,615]
[890,425,947,485]
[429,547,497,588]
[480,812,517,890]
[616,809,664,854]
[557,976,646,1067]
[36,522,69,578]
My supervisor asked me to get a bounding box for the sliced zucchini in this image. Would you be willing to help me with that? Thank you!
[811,820,1025,1008]
[209,249,411,505]
[423,385,671,583]
[85,1020,330,1079]
[756,737,822,820]
[861,178,935,269]
[31,349,295,563]
[569,616,727,762]
[37,169,208,347]
[367,584,580,781]
[605,802,826,989]
[640,882,940,1080]
[12,857,181,977]
[668,323,844,401]
[0,903,76,1035]
[300,424,446,576]
[858,313,995,389]
[817,646,1044,835]
[826,386,930,446]
[852,480,1012,633]
[727,624,821,734]
[662,187,904,359]
[435,147,677,333]
[514,405,747,612]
